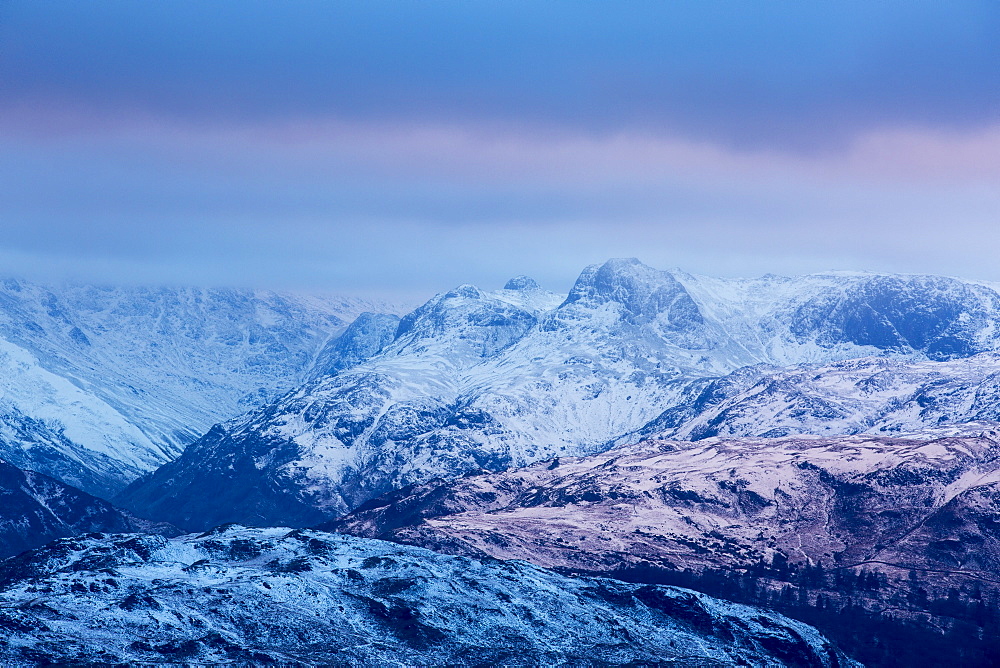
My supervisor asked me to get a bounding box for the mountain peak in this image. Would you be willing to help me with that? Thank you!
[443,284,484,300]
[562,258,703,328]
[599,256,647,271]
[309,311,401,378]
[389,282,537,361]
[503,275,540,291]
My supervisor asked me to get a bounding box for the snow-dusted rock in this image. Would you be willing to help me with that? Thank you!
[308,311,402,379]
[0,525,857,667]
[633,352,1000,441]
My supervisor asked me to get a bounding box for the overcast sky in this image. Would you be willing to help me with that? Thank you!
[1,1,998,299]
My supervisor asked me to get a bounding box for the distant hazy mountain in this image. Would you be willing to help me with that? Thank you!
[0,525,856,666]
[0,279,393,496]
[118,259,1000,529]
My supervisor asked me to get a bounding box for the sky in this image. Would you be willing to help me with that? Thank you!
[1,1,998,300]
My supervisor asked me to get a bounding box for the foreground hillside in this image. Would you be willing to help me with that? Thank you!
[119,260,1000,529]
[332,425,1000,577]
[328,426,1000,666]
[0,526,856,667]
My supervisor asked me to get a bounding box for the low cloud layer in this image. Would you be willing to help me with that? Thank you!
[1,1,998,297]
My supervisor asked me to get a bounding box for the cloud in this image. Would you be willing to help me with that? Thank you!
[1,1,998,295]
[2,110,998,292]
[3,1,998,149]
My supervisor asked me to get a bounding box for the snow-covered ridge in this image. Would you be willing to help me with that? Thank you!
[0,525,857,666]
[632,352,1000,442]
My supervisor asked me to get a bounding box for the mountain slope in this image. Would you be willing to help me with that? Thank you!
[0,525,857,667]
[0,337,162,495]
[672,270,1000,364]
[119,260,1000,529]
[117,266,711,527]
[0,459,175,559]
[632,352,1000,441]
[327,426,1000,666]
[0,279,392,495]
[328,426,1000,582]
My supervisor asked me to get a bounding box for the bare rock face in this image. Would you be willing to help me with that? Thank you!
[0,526,857,667]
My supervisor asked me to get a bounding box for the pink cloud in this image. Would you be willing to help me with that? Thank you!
[4,96,999,193]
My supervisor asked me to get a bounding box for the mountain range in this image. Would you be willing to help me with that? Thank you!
[4,260,1000,665]
[116,259,1000,531]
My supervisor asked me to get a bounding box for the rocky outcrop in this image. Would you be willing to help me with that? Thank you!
[0,525,857,667]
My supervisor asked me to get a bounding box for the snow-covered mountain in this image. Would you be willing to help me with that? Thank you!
[670,269,1000,364]
[0,525,857,666]
[0,459,176,559]
[118,260,1000,529]
[0,279,392,496]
